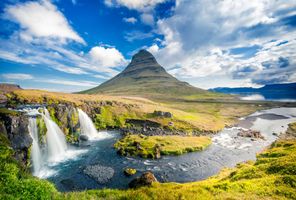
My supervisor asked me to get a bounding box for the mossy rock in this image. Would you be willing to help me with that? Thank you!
[124,168,137,176]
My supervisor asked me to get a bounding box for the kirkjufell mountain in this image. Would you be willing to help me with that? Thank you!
[81,50,217,99]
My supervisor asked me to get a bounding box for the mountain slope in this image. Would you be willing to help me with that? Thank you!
[81,50,220,100]
[210,83,296,100]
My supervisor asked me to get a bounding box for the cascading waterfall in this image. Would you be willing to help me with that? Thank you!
[78,108,98,139]
[43,109,67,162]
[28,117,42,175]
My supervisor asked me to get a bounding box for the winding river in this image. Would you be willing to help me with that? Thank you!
[37,107,296,191]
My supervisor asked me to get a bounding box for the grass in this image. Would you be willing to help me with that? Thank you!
[5,89,279,132]
[114,135,212,158]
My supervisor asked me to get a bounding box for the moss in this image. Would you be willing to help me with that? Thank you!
[0,133,57,200]
[124,168,137,176]
[0,108,19,116]
[36,117,47,145]
[114,135,212,158]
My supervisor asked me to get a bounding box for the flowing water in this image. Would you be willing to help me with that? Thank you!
[43,109,68,163]
[41,107,296,191]
[78,109,103,140]
[28,118,42,175]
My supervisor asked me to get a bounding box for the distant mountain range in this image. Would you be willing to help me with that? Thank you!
[81,50,221,100]
[209,83,296,100]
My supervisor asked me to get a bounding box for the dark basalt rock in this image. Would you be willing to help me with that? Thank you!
[83,164,114,184]
[238,129,265,140]
[153,110,173,118]
[129,171,158,188]
[79,134,89,141]
[0,111,32,167]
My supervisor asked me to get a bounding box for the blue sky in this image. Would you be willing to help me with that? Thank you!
[0,0,295,92]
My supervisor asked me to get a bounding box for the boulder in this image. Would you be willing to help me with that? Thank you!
[238,129,264,140]
[79,134,89,141]
[129,171,158,188]
[153,111,173,118]
[83,164,114,184]
[154,144,161,159]
[124,168,137,176]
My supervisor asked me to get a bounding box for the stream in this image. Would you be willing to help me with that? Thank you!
[30,107,296,191]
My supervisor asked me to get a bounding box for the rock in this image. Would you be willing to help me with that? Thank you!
[79,134,89,141]
[83,164,114,184]
[153,111,173,118]
[129,171,158,188]
[124,168,137,176]
[272,132,279,137]
[0,111,32,167]
[238,129,264,140]
[60,179,77,190]
[154,144,161,159]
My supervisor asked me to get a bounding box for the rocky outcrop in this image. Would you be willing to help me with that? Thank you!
[47,104,80,143]
[0,110,32,167]
[83,164,114,184]
[129,171,158,188]
[238,129,265,139]
[153,111,173,118]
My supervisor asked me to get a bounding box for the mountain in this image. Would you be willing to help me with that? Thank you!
[81,50,218,99]
[0,83,22,92]
[209,83,296,100]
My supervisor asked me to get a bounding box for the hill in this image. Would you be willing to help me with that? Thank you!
[80,50,223,100]
[210,83,296,100]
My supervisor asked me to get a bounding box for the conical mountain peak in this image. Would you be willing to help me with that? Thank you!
[124,49,159,72]
[81,49,208,98]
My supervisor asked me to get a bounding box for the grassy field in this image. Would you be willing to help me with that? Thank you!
[5,89,279,132]
[1,123,295,199]
[114,135,212,158]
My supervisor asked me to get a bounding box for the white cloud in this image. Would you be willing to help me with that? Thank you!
[123,17,137,24]
[149,0,296,87]
[89,46,126,68]
[1,73,34,80]
[124,30,154,42]
[39,79,98,87]
[4,0,85,44]
[104,0,166,11]
[140,13,154,25]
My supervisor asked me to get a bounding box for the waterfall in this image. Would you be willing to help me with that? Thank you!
[78,109,98,139]
[43,109,67,162]
[28,118,42,175]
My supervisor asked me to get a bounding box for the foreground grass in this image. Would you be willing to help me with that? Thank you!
[114,135,212,158]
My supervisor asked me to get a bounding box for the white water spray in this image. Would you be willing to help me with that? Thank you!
[78,109,98,139]
[43,109,67,162]
[28,118,42,175]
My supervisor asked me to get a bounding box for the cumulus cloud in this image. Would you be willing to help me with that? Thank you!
[0,1,128,78]
[1,73,34,80]
[4,0,85,44]
[123,17,137,24]
[89,46,126,68]
[140,13,154,25]
[104,0,166,11]
[149,0,296,88]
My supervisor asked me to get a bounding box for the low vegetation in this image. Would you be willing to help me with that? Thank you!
[114,135,212,158]
[5,89,276,132]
